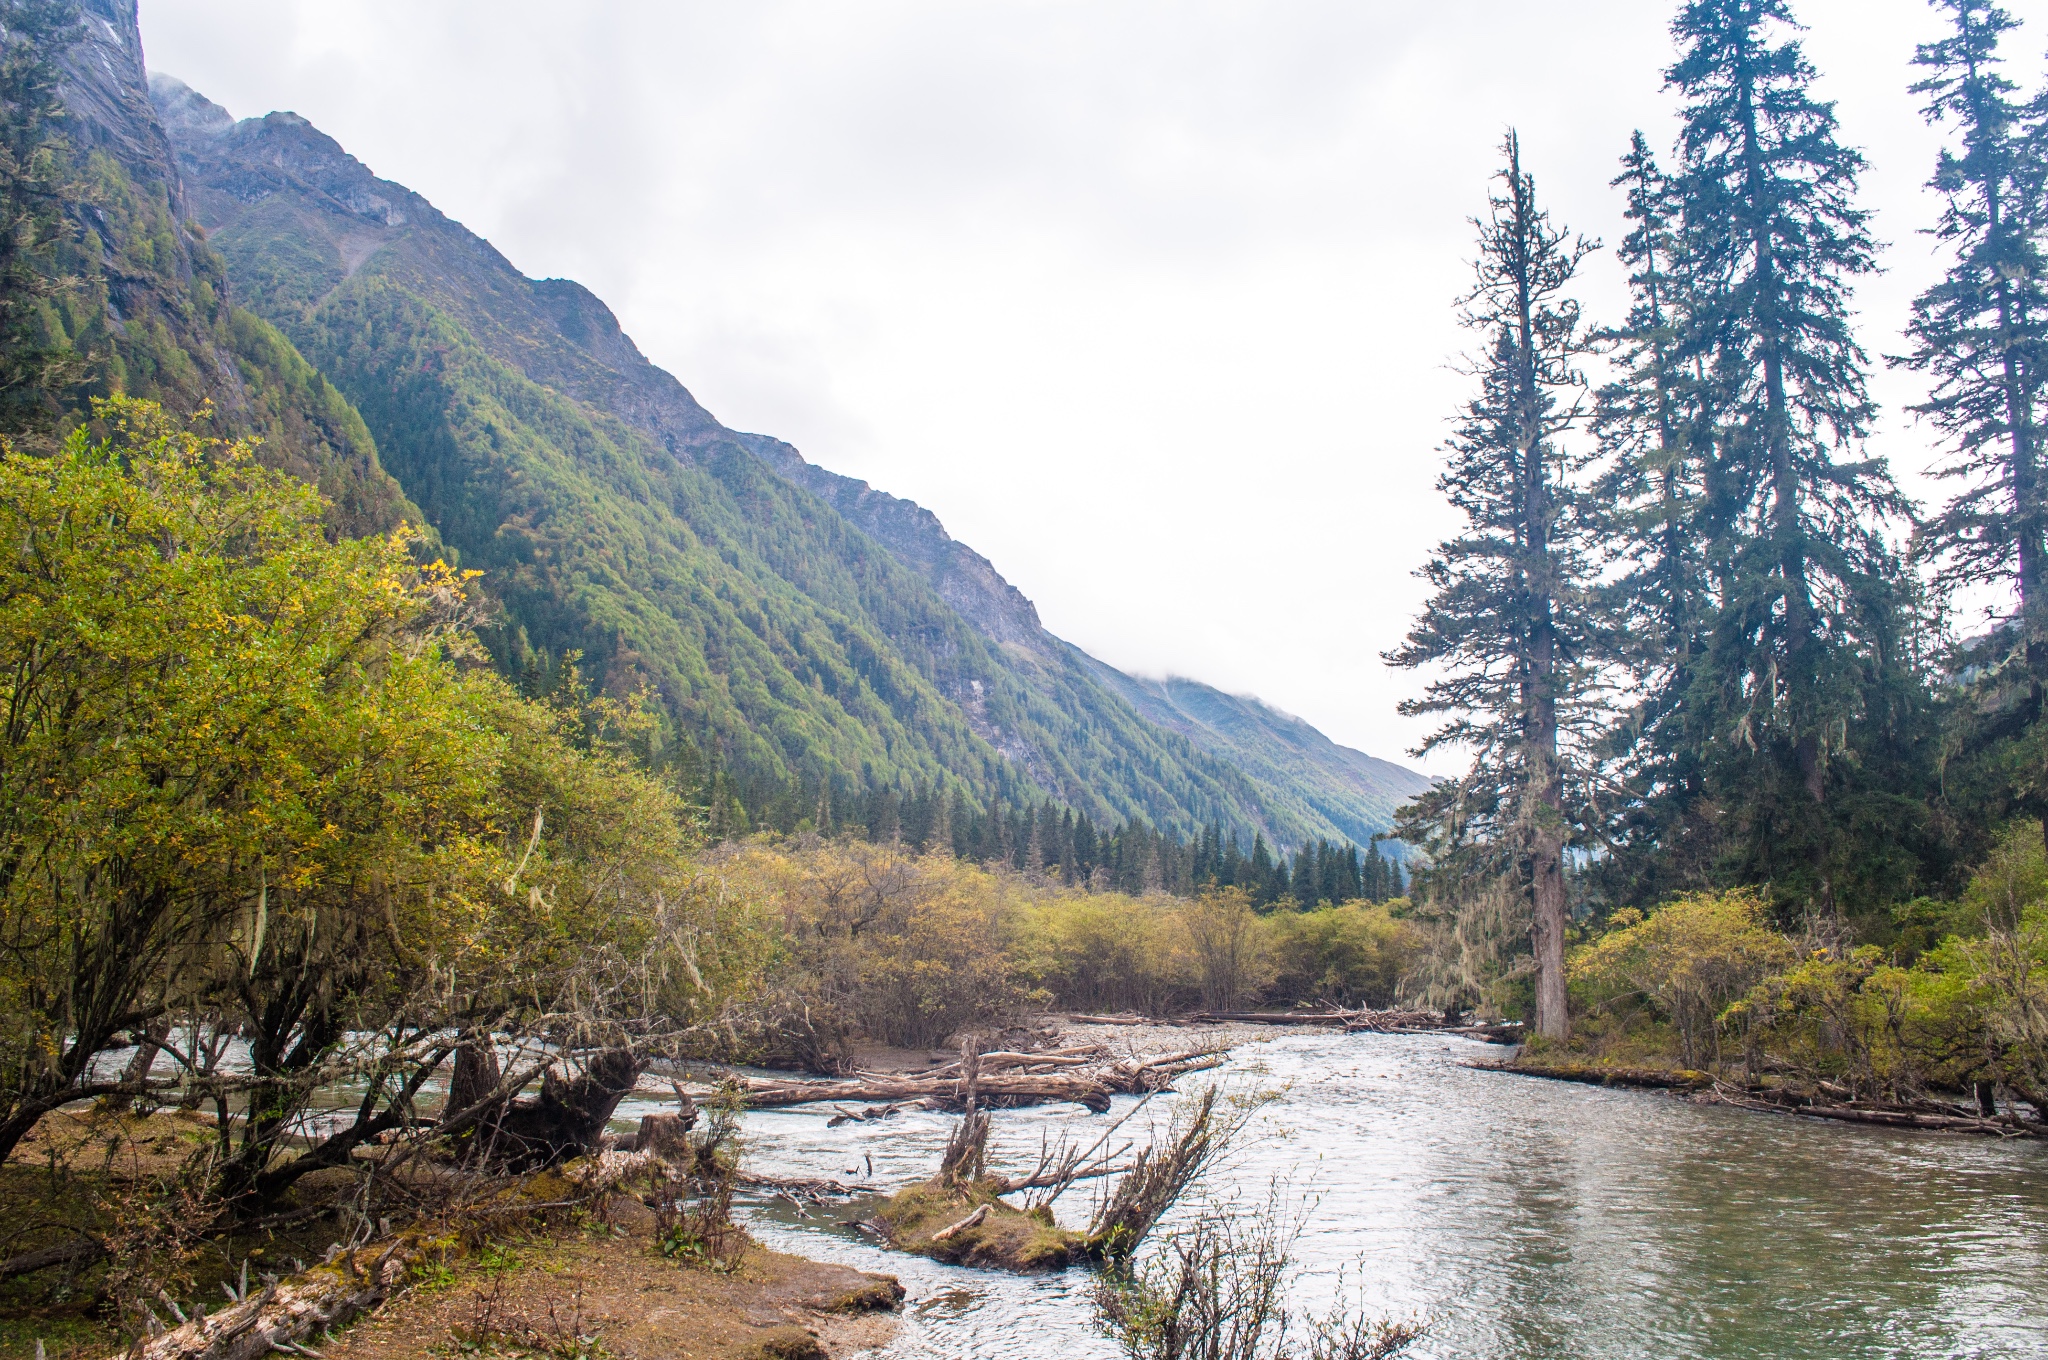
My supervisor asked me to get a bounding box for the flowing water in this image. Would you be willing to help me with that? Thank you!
[610,1030,2048,1359]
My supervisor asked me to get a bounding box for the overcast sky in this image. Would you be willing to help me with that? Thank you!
[142,0,2048,773]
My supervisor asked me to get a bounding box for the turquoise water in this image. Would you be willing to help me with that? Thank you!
[619,1030,2048,1359]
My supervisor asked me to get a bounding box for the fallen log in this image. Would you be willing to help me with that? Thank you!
[1102,1051,1227,1091]
[1185,1011,1350,1026]
[740,1171,875,1200]
[739,1049,1224,1113]
[744,1072,1117,1113]
[1184,1008,1447,1031]
[1470,1061,1715,1092]
[1700,1091,2044,1138]
[0,1236,105,1281]
[915,1046,1107,1079]
[111,1239,417,1360]
[826,1102,923,1126]
[929,1204,990,1242]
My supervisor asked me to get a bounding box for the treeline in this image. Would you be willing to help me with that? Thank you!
[651,746,1405,907]
[1396,0,2048,1062]
[710,838,1425,1064]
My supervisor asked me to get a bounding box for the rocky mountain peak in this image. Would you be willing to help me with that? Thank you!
[146,72,231,140]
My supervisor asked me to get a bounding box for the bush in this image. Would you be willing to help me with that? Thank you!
[1266,904,1424,1011]
[1569,889,1795,1069]
[709,840,1031,1056]
[1018,891,1190,1016]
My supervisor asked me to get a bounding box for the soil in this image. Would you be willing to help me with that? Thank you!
[1,1109,904,1360]
[319,1228,900,1360]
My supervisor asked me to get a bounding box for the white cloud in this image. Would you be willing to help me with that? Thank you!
[139,0,2045,771]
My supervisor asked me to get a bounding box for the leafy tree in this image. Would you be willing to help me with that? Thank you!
[1663,0,1918,915]
[0,399,476,1161]
[1390,132,1600,1041]
[1900,1,2048,845]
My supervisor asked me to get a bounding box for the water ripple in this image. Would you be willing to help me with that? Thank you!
[617,1032,2048,1359]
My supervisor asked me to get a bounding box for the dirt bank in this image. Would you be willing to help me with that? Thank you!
[319,1230,899,1360]
[0,1108,903,1360]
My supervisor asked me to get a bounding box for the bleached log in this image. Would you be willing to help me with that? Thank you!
[738,1048,1224,1113]
[929,1205,989,1242]
[108,1241,416,1360]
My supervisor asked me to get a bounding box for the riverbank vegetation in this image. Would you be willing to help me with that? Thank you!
[1385,0,2048,1130]
[710,838,1426,1062]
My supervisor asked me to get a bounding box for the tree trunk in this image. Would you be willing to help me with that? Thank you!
[447,1040,503,1123]
[110,1240,418,1360]
[1530,825,1570,1041]
[487,1048,643,1171]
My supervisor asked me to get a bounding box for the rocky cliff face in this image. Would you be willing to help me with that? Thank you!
[61,1,179,199]
[56,4,225,390]
[44,5,417,536]
[734,432,1055,662]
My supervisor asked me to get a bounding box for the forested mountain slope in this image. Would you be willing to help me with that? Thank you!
[144,73,1269,836]
[122,52,1425,845]
[39,0,417,538]
[1084,664,1436,851]
[742,430,1437,849]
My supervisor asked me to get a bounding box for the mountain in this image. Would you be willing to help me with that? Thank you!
[740,434,1436,849]
[46,1,1427,848]
[1081,667,1435,852]
[146,77,1282,839]
[44,0,418,539]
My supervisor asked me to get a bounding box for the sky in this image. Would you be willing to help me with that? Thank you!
[141,0,2048,774]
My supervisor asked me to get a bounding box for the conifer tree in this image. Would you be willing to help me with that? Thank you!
[1293,844,1317,908]
[946,785,970,858]
[1663,0,1914,913]
[1363,841,1388,902]
[1901,1,2048,842]
[1390,132,1598,1040]
[1592,132,1722,896]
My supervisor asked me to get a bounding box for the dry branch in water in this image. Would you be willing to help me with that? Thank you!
[1086,1087,1239,1260]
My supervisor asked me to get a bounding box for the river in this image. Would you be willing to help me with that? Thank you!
[612,1030,2048,1359]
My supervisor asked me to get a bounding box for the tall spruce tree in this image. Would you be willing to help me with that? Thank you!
[1591,133,1723,899]
[1390,132,1599,1040]
[1901,1,2048,845]
[1663,0,1915,915]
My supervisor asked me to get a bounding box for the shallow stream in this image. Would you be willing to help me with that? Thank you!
[613,1031,2048,1359]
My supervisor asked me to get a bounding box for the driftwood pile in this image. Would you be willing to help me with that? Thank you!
[1697,1085,2045,1138]
[733,1045,1224,1114]
[1186,1007,1462,1033]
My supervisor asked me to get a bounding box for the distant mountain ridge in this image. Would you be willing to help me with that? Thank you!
[736,430,1434,849]
[1083,666,1435,852]
[40,16,1430,849]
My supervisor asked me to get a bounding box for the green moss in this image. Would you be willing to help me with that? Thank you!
[866,1180,1083,1273]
